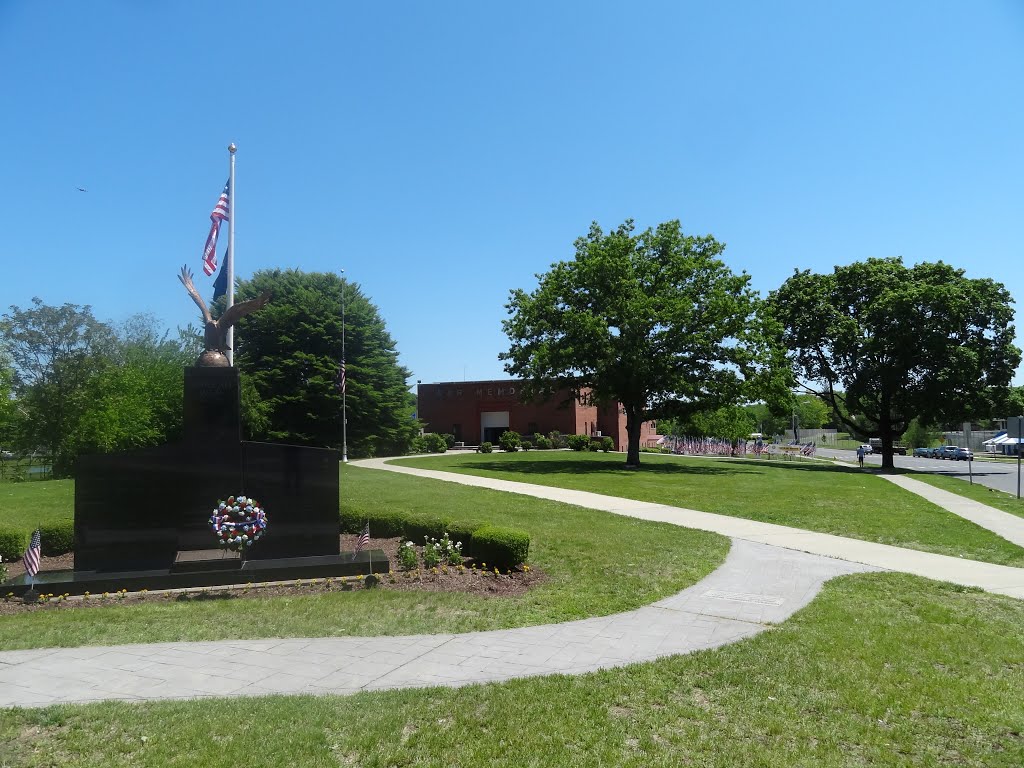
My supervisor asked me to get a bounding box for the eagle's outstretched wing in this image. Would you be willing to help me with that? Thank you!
[219,291,272,329]
[178,266,213,324]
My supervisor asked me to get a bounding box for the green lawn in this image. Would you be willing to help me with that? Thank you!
[393,451,1024,567]
[0,465,727,650]
[0,479,74,535]
[3,573,1021,767]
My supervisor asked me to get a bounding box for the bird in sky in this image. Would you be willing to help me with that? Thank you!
[76,187,87,192]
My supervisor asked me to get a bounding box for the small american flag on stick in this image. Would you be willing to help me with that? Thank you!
[23,529,41,579]
[352,521,369,561]
[202,180,230,276]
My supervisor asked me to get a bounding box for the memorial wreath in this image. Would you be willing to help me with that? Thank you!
[209,495,268,551]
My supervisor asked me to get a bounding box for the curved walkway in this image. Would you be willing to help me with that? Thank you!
[359,458,1024,599]
[3,456,1023,709]
[0,540,867,708]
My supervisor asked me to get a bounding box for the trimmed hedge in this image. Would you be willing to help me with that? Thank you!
[339,506,409,538]
[403,515,454,543]
[40,520,74,557]
[338,507,513,560]
[0,526,25,562]
[471,525,530,569]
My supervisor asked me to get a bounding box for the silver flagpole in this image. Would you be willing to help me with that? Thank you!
[226,143,237,365]
[341,269,348,463]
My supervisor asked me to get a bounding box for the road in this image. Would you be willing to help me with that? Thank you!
[816,447,1024,498]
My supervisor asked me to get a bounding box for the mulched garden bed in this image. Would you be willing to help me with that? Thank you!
[0,535,544,615]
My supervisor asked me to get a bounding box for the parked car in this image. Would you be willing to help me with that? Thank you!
[952,447,974,461]
[858,444,873,455]
[0,450,12,460]
[912,447,934,458]
[935,445,959,460]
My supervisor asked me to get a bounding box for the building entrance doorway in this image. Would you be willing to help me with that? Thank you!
[480,411,509,445]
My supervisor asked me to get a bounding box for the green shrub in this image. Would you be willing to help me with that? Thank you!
[403,514,451,542]
[409,434,428,454]
[422,538,441,568]
[396,540,418,569]
[444,522,482,556]
[478,442,494,454]
[600,436,614,452]
[472,525,530,569]
[567,434,592,451]
[339,506,409,537]
[521,440,532,451]
[498,430,521,452]
[533,433,551,449]
[443,433,456,449]
[547,431,565,449]
[40,520,74,556]
[0,526,24,562]
[422,433,448,453]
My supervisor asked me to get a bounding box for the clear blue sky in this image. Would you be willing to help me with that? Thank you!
[2,1,1022,386]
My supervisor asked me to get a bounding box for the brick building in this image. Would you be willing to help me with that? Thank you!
[416,379,659,450]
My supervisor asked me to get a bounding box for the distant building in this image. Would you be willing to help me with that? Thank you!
[416,379,658,449]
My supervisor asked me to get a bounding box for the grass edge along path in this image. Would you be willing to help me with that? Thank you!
[0,466,728,651]
[393,451,1024,568]
[906,470,1024,521]
[2,572,1022,767]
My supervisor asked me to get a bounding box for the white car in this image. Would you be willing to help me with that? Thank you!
[858,444,873,455]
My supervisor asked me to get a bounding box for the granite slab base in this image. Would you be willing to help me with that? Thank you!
[0,550,388,598]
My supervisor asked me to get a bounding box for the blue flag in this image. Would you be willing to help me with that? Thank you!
[212,246,229,302]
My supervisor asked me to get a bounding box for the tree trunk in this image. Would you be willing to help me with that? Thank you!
[625,408,642,468]
[879,393,894,470]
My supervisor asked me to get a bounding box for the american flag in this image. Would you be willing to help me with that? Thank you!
[202,180,230,276]
[352,521,369,560]
[336,359,346,394]
[23,529,41,579]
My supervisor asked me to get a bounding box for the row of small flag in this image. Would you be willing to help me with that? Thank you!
[666,437,816,457]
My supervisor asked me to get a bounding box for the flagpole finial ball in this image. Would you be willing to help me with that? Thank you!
[228,143,237,154]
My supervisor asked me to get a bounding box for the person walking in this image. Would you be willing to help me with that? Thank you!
[857,444,865,468]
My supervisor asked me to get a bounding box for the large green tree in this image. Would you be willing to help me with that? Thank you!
[767,258,1021,468]
[232,269,417,457]
[0,352,16,452]
[74,315,195,455]
[0,298,116,475]
[501,220,786,467]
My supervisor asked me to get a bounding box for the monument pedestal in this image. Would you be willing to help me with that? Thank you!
[0,365,386,598]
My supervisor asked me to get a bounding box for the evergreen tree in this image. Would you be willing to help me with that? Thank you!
[232,269,417,457]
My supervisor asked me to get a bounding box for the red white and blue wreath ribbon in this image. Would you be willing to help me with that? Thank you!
[209,495,268,550]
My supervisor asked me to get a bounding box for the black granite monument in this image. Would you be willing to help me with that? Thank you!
[1,271,387,597]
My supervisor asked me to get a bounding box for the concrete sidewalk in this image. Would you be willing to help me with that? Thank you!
[880,473,1024,548]
[0,540,869,708]
[3,455,1023,710]
[358,458,1024,599]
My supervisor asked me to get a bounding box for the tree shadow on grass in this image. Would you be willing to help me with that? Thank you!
[457,458,754,477]
[456,456,872,479]
[726,458,865,475]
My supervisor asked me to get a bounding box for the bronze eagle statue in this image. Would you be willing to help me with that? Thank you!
[178,265,271,367]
